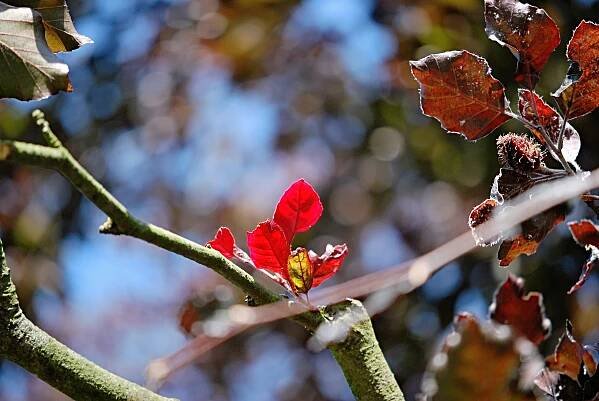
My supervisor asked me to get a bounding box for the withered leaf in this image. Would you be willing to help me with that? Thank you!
[410,50,510,141]
[420,313,537,401]
[0,2,71,100]
[484,0,560,88]
[567,220,599,293]
[3,0,92,52]
[490,275,550,345]
[518,90,581,163]
[553,21,599,119]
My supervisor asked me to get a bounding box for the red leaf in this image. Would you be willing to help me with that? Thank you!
[518,90,580,163]
[273,179,323,242]
[207,227,236,259]
[546,321,594,380]
[567,220,599,293]
[484,0,560,88]
[498,205,566,266]
[246,221,290,281]
[410,50,510,141]
[553,21,599,119]
[310,244,348,288]
[490,275,550,345]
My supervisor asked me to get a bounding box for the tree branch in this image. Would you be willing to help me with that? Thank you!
[0,239,178,401]
[0,113,404,400]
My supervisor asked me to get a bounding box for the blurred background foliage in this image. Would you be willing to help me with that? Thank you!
[1,0,599,400]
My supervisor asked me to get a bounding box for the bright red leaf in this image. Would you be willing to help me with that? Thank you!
[489,275,550,344]
[310,244,349,288]
[410,50,510,141]
[518,90,580,163]
[273,179,323,242]
[207,227,236,259]
[567,220,599,293]
[246,221,290,283]
[553,21,599,119]
[484,0,560,88]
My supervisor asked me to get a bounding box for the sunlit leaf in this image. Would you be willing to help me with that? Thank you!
[553,21,599,119]
[0,2,71,100]
[421,313,538,401]
[518,90,580,163]
[567,220,599,293]
[246,220,290,283]
[484,0,560,88]
[310,244,348,288]
[273,178,323,243]
[287,247,312,294]
[207,227,236,259]
[3,0,92,52]
[490,275,550,344]
[410,50,510,141]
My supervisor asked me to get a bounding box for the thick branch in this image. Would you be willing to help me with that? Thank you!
[0,136,404,400]
[0,240,177,401]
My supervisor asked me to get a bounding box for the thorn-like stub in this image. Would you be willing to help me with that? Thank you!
[99,218,122,235]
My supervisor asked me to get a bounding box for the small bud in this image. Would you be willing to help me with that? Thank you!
[496,133,543,172]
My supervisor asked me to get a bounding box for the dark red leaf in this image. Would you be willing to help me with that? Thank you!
[207,227,236,259]
[410,50,510,141]
[489,275,550,344]
[553,21,599,119]
[581,194,599,217]
[246,221,290,282]
[518,90,580,162]
[546,321,596,381]
[421,312,538,401]
[310,244,348,288]
[273,179,323,242]
[567,220,599,293]
[484,0,560,88]
[498,204,566,266]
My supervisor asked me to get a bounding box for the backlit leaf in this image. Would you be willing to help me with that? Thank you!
[207,227,236,259]
[484,0,560,88]
[246,220,290,283]
[518,90,580,163]
[273,179,323,243]
[0,2,71,100]
[567,220,599,293]
[490,275,550,344]
[310,244,348,288]
[3,0,92,52]
[287,247,312,294]
[410,50,510,141]
[553,21,599,119]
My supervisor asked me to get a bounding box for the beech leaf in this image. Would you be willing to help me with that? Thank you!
[246,221,290,283]
[484,0,560,88]
[567,220,599,293]
[489,275,550,344]
[273,179,323,243]
[553,21,599,119]
[287,247,312,294]
[410,50,510,141]
[518,90,580,163]
[0,2,72,100]
[421,313,538,401]
[310,244,348,288]
[3,0,92,52]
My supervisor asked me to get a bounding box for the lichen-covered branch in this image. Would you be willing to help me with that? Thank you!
[0,113,404,401]
[0,240,177,401]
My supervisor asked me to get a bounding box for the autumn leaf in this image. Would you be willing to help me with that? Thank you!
[518,90,580,163]
[489,275,550,344]
[420,313,538,401]
[553,21,599,119]
[273,179,323,243]
[246,220,290,285]
[0,2,72,100]
[310,244,348,288]
[567,220,599,293]
[484,0,560,88]
[3,0,92,52]
[207,227,236,259]
[410,50,510,141]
